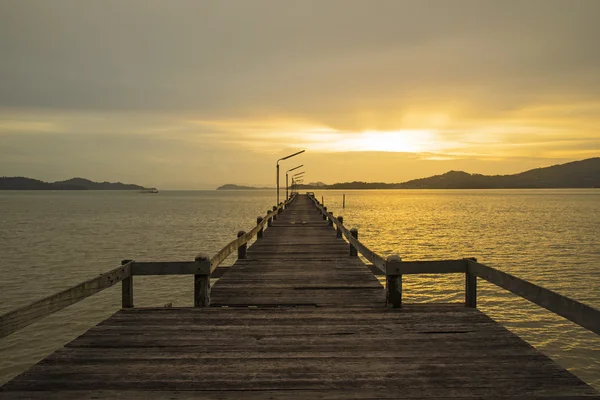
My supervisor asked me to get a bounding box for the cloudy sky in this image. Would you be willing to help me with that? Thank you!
[1,0,599,188]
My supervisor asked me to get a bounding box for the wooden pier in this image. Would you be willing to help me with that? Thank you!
[1,194,599,398]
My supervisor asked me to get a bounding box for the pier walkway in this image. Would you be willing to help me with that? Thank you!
[1,194,599,398]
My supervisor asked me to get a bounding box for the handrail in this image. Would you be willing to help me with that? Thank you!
[385,258,600,336]
[0,194,297,339]
[308,193,387,271]
[0,261,133,338]
[468,260,600,336]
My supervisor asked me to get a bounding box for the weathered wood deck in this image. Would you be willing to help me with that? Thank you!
[1,194,599,398]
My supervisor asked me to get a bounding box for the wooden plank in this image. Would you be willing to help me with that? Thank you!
[0,261,132,339]
[386,274,402,308]
[4,375,593,393]
[3,305,598,396]
[13,359,579,377]
[465,270,477,308]
[132,261,210,276]
[121,259,134,308]
[3,390,600,400]
[468,260,600,335]
[386,259,467,275]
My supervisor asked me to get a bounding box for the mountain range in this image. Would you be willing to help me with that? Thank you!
[218,157,600,190]
[4,158,598,191]
[0,177,153,190]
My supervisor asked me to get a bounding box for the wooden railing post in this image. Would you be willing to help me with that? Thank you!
[267,210,273,227]
[328,211,334,226]
[386,255,402,308]
[257,217,264,239]
[465,257,477,308]
[336,216,344,238]
[272,206,277,220]
[278,203,283,214]
[349,228,358,256]
[237,230,247,259]
[194,253,211,307]
[121,259,134,308]
[322,206,327,220]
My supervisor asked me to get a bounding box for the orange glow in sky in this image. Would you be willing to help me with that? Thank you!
[299,130,439,153]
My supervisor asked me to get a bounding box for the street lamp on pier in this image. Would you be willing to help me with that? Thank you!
[286,165,303,200]
[292,171,305,195]
[276,150,305,204]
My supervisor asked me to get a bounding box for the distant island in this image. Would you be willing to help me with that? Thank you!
[218,157,600,190]
[216,184,272,190]
[0,177,155,191]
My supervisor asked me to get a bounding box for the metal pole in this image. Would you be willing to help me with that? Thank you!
[276,162,280,205]
[276,150,305,205]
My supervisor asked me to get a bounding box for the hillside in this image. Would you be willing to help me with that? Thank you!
[54,178,151,190]
[395,158,600,189]
[219,157,600,190]
[295,157,600,190]
[0,177,153,190]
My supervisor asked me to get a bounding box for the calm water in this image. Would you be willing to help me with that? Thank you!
[1,189,599,389]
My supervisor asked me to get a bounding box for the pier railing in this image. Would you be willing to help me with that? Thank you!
[308,193,600,336]
[0,194,296,339]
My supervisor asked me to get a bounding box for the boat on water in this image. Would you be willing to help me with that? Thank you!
[140,188,159,194]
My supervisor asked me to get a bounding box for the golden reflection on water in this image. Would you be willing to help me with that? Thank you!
[313,188,600,389]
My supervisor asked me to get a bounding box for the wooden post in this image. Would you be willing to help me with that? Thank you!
[257,217,264,239]
[322,206,327,220]
[267,210,273,227]
[336,216,344,238]
[322,196,324,205]
[272,206,277,220]
[465,257,477,308]
[278,203,283,214]
[386,255,402,308]
[343,194,345,208]
[237,230,247,259]
[194,253,211,307]
[349,228,358,256]
[121,259,134,308]
[328,211,334,226]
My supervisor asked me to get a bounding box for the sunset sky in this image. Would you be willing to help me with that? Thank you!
[1,0,599,189]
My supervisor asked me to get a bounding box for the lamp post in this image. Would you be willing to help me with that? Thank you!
[292,171,304,194]
[277,150,305,204]
[286,165,303,200]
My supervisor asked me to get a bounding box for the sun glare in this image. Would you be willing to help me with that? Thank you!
[292,129,440,153]
[350,130,435,152]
